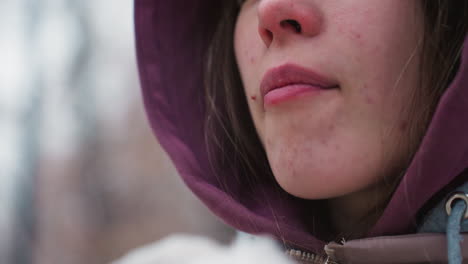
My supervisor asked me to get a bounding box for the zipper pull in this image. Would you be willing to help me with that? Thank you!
[324,242,340,264]
[285,248,334,264]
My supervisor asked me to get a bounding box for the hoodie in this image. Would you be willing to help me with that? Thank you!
[134,1,468,263]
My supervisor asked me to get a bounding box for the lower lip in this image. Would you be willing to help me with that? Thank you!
[264,84,324,107]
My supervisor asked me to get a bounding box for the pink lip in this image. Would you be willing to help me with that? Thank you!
[260,64,339,107]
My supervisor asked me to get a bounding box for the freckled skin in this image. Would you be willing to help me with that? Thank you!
[234,1,424,199]
[320,139,328,146]
[400,121,408,132]
[365,95,374,105]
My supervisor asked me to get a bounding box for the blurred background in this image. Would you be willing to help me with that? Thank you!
[0,0,234,263]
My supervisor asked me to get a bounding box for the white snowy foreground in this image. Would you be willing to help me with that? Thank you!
[113,233,294,264]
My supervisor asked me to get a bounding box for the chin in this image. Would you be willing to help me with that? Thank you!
[270,161,376,200]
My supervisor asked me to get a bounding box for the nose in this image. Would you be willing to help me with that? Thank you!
[257,0,323,47]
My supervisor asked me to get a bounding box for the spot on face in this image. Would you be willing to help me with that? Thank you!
[399,121,408,132]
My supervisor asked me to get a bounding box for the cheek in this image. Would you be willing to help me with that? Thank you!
[234,10,268,139]
[234,5,265,90]
[234,8,258,71]
[235,29,257,67]
[336,2,422,123]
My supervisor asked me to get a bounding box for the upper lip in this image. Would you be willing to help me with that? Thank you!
[260,64,339,99]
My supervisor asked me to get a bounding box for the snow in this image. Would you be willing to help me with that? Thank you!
[114,234,295,264]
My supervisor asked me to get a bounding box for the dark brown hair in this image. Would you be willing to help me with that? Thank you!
[204,1,270,195]
[204,0,468,238]
[405,0,468,155]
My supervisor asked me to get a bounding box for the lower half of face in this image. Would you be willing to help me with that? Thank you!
[234,0,424,199]
[261,91,412,198]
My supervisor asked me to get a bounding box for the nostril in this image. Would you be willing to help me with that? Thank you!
[265,29,273,42]
[280,19,302,33]
[259,27,274,46]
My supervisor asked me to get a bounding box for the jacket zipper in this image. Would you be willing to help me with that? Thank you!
[285,246,339,264]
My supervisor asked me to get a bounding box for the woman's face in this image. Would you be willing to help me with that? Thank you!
[234,0,424,199]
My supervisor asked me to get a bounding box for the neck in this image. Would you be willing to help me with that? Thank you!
[327,182,389,240]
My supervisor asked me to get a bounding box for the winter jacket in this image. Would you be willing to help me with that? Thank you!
[133,1,468,263]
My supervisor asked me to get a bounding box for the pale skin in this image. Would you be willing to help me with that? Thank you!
[234,0,424,236]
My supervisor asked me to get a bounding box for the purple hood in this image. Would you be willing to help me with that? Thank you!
[134,0,468,253]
